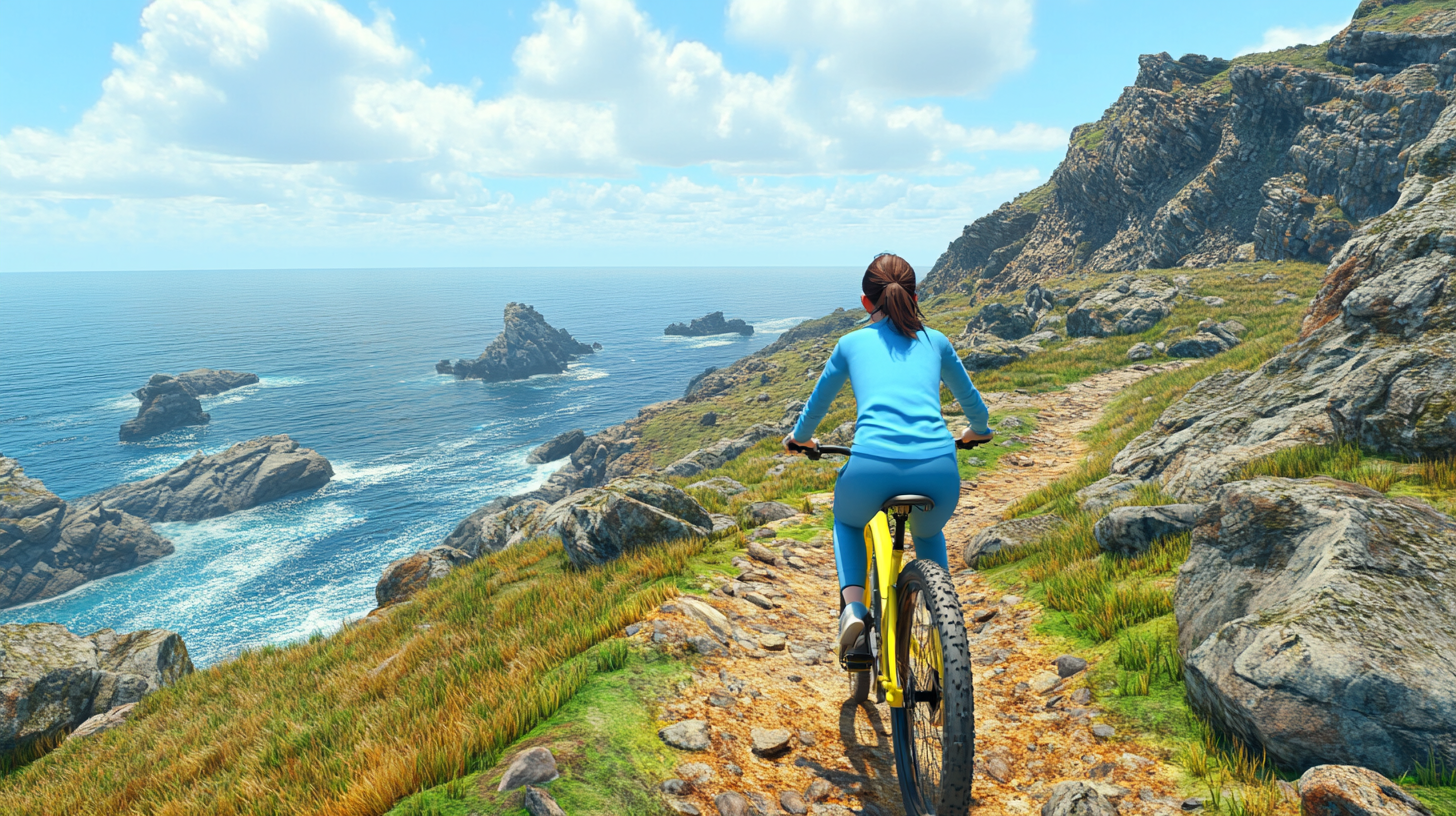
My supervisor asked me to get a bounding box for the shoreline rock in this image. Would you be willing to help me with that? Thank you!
[87,435,333,522]
[120,369,259,442]
[0,623,192,752]
[437,303,596,382]
[0,457,173,610]
[526,429,586,465]
[666,312,754,337]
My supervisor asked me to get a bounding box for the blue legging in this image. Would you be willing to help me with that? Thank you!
[832,451,961,591]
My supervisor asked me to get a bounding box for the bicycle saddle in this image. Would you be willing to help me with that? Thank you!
[881,494,935,513]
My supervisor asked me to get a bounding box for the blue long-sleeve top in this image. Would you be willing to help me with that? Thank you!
[791,319,992,459]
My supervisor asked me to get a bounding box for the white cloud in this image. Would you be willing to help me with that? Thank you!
[727,0,1035,98]
[1236,21,1348,57]
[0,0,1062,264]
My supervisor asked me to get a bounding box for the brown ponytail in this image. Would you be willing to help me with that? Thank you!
[862,253,925,339]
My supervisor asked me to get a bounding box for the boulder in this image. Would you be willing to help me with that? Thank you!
[962,515,1062,567]
[165,368,259,397]
[0,623,192,752]
[523,786,568,816]
[750,727,794,757]
[1083,102,1456,503]
[375,546,473,606]
[1093,504,1204,557]
[1178,478,1456,775]
[659,719,712,751]
[743,501,798,526]
[120,374,209,441]
[1067,276,1178,338]
[438,303,595,381]
[0,457,173,610]
[442,500,548,558]
[526,429,585,465]
[1127,342,1156,361]
[1298,765,1433,816]
[1041,781,1118,816]
[498,746,559,791]
[709,514,739,537]
[537,478,712,568]
[87,435,333,522]
[965,302,1036,341]
[666,311,754,337]
[1167,332,1234,358]
[67,702,138,741]
[954,332,1045,372]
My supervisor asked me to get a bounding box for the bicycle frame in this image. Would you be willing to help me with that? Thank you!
[864,510,905,707]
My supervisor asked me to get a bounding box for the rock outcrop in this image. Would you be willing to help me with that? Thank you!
[120,375,209,442]
[0,623,192,752]
[1177,477,1456,775]
[1298,765,1434,816]
[375,546,472,607]
[1093,504,1203,557]
[962,515,1063,568]
[87,435,333,522]
[1080,94,1456,503]
[953,332,1053,373]
[437,303,596,381]
[924,5,1456,295]
[662,423,788,479]
[119,369,259,442]
[964,284,1057,340]
[665,312,754,337]
[440,500,548,558]
[526,429,585,465]
[0,457,173,610]
[1066,276,1180,338]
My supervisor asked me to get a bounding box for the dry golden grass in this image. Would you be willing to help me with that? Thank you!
[0,536,705,816]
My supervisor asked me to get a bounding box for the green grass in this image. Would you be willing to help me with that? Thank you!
[1355,0,1456,31]
[389,648,688,816]
[1239,443,1456,510]
[1016,181,1057,213]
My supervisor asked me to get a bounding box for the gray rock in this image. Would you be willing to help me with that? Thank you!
[666,311,754,337]
[663,423,789,479]
[67,702,138,741]
[375,546,473,607]
[1298,765,1433,816]
[1127,342,1156,361]
[1041,781,1118,816]
[669,801,702,815]
[523,785,567,816]
[659,719,712,751]
[805,778,837,802]
[700,411,718,427]
[498,746,559,791]
[744,501,798,526]
[0,457,173,609]
[962,515,1063,567]
[1091,725,1115,739]
[781,790,808,815]
[751,727,794,757]
[537,477,713,568]
[677,762,714,785]
[710,514,740,537]
[687,477,748,497]
[662,778,692,796]
[0,623,192,753]
[163,368,259,397]
[966,302,1037,340]
[822,420,856,446]
[88,435,333,522]
[746,540,781,565]
[1179,478,1456,775]
[1055,655,1089,677]
[120,374,209,441]
[677,597,733,642]
[1067,277,1178,338]
[1167,332,1233,359]
[1092,504,1205,556]
[953,332,1045,372]
[526,429,585,465]
[1201,297,1226,307]
[716,792,751,816]
[441,500,548,559]
[438,302,594,380]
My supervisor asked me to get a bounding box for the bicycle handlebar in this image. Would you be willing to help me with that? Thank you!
[787,434,993,460]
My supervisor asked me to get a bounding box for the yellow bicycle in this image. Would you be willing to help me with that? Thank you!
[789,440,983,816]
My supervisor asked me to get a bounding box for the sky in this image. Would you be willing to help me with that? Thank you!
[0,0,1358,272]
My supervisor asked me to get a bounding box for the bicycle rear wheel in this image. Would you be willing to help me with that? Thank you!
[890,559,973,816]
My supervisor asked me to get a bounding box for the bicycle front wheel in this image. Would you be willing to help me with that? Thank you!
[890,559,974,816]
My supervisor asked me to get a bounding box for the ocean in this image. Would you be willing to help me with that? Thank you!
[0,267,858,665]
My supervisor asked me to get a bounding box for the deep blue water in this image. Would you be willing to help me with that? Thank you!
[0,267,856,665]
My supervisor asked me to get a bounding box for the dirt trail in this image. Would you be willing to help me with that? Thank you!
[644,365,1192,816]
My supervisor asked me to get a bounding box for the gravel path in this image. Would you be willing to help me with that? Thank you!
[641,365,1193,816]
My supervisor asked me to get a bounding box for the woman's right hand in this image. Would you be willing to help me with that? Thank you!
[784,433,818,453]
[959,427,994,444]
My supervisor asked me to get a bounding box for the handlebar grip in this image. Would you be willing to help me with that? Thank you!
[956,433,995,450]
[786,440,822,460]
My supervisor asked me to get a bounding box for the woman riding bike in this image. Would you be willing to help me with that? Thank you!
[783,253,994,663]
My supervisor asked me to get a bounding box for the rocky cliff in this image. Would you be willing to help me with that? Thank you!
[924,0,1456,295]
[120,369,260,442]
[87,435,334,522]
[437,303,597,381]
[0,457,173,610]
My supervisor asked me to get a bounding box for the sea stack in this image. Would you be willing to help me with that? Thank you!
[119,368,260,442]
[665,311,754,337]
[436,303,596,381]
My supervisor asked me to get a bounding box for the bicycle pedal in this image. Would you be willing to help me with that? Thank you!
[840,653,874,672]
